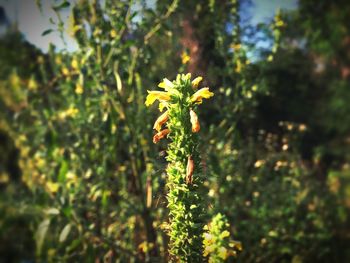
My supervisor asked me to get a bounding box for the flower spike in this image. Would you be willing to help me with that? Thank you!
[145,74,216,261]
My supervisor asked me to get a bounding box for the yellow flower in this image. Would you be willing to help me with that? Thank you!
[153,129,170,144]
[220,230,230,239]
[58,106,79,120]
[276,20,284,27]
[218,247,228,260]
[71,59,79,70]
[75,83,84,94]
[190,109,200,133]
[191,87,214,104]
[235,60,242,73]
[55,56,62,65]
[181,51,190,64]
[203,233,214,245]
[46,181,59,194]
[110,29,117,38]
[229,240,243,251]
[231,43,241,50]
[191,76,203,88]
[153,111,169,132]
[158,78,175,91]
[203,244,215,257]
[62,67,70,76]
[28,77,38,91]
[145,91,170,107]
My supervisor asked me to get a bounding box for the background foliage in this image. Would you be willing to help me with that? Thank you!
[0,0,350,262]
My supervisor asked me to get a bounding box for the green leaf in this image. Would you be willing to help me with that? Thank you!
[52,1,70,11]
[41,29,54,36]
[58,160,68,183]
[45,207,60,215]
[35,218,51,256]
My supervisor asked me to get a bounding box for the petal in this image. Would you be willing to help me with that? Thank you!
[220,230,230,239]
[145,91,170,107]
[191,87,214,103]
[158,78,174,90]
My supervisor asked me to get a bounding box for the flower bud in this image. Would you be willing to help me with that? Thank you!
[186,155,194,184]
[190,109,200,133]
[153,111,169,132]
[153,129,170,144]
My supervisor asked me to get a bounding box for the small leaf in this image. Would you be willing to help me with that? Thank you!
[35,218,51,256]
[58,160,68,183]
[59,224,72,243]
[42,29,54,36]
[45,207,60,215]
[52,1,70,11]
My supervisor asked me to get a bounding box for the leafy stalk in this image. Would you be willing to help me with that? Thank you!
[146,73,213,261]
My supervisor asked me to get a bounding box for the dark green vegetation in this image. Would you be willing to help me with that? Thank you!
[0,0,349,262]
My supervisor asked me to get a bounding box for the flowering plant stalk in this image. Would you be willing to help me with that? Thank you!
[146,73,213,261]
[203,213,242,262]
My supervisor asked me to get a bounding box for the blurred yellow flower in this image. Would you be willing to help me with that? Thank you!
[138,241,154,253]
[181,51,190,64]
[58,106,79,120]
[220,230,230,239]
[55,56,62,65]
[235,60,242,73]
[46,181,59,193]
[110,29,117,38]
[299,124,307,132]
[254,160,265,168]
[203,244,215,257]
[75,83,84,94]
[276,20,285,27]
[62,67,70,76]
[71,59,79,70]
[218,247,228,259]
[191,87,214,104]
[233,43,242,51]
[28,77,38,91]
[37,56,44,64]
[229,240,242,253]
